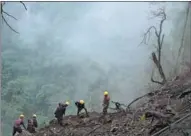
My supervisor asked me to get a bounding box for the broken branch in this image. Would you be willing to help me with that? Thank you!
[2,11,17,20]
[19,1,27,10]
[140,26,158,46]
[151,113,191,136]
[151,69,164,85]
[178,88,191,99]
[127,93,150,108]
[83,125,101,136]
[2,15,19,33]
[145,111,174,119]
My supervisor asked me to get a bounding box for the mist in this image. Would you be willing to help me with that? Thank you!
[1,2,190,135]
[3,1,189,107]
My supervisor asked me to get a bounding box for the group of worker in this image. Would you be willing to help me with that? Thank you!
[54,91,110,126]
[13,91,110,135]
[13,114,38,136]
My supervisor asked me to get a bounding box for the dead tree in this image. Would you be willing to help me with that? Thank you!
[140,7,167,85]
[1,1,27,34]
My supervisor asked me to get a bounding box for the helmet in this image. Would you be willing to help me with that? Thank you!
[65,101,70,105]
[79,100,84,104]
[33,114,37,117]
[104,91,108,96]
[20,114,24,118]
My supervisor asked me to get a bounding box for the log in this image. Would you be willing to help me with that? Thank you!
[151,113,191,136]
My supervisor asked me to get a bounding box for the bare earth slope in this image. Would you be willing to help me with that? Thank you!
[18,68,191,136]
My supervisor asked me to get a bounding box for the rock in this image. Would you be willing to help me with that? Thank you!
[110,127,118,132]
[83,118,90,124]
[49,119,57,125]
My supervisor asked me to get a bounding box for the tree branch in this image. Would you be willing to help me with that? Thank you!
[127,93,149,108]
[2,11,17,20]
[151,77,164,85]
[19,1,27,10]
[2,15,19,33]
[160,34,164,48]
[83,125,101,136]
[1,1,27,34]
[157,8,166,63]
[151,68,164,85]
[151,113,191,136]
[140,26,158,46]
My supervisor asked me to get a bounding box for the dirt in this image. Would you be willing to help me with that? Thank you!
[18,68,191,136]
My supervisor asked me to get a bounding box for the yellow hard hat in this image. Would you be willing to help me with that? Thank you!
[20,114,24,118]
[33,114,37,117]
[79,100,84,104]
[104,91,108,96]
[65,101,70,105]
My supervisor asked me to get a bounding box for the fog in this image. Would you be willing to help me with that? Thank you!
[2,2,189,112]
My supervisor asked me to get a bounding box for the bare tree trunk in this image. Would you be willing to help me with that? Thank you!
[151,52,166,84]
[140,8,167,85]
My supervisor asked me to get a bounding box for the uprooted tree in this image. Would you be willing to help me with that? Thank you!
[141,7,167,85]
[1,1,27,33]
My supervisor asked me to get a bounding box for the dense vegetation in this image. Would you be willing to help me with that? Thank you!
[1,30,110,135]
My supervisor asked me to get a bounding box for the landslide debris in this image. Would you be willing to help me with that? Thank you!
[20,68,191,136]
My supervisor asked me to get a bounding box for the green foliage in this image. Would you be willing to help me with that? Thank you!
[1,25,108,136]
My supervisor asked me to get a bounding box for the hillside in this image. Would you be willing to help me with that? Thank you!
[15,66,191,136]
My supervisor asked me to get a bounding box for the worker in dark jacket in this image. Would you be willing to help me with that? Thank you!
[102,91,110,115]
[13,114,26,136]
[32,114,38,128]
[54,101,69,126]
[27,119,35,133]
[75,100,89,117]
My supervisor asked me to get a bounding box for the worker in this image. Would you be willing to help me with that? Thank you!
[12,114,26,136]
[32,114,38,128]
[54,101,69,126]
[55,102,65,115]
[27,119,35,133]
[102,91,110,115]
[75,100,89,117]
[57,102,62,107]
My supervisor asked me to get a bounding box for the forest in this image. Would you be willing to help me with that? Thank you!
[1,2,190,136]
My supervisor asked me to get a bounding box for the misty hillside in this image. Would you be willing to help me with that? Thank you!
[1,2,190,136]
[16,67,191,136]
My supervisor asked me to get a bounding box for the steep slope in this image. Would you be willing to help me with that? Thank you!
[18,66,191,136]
